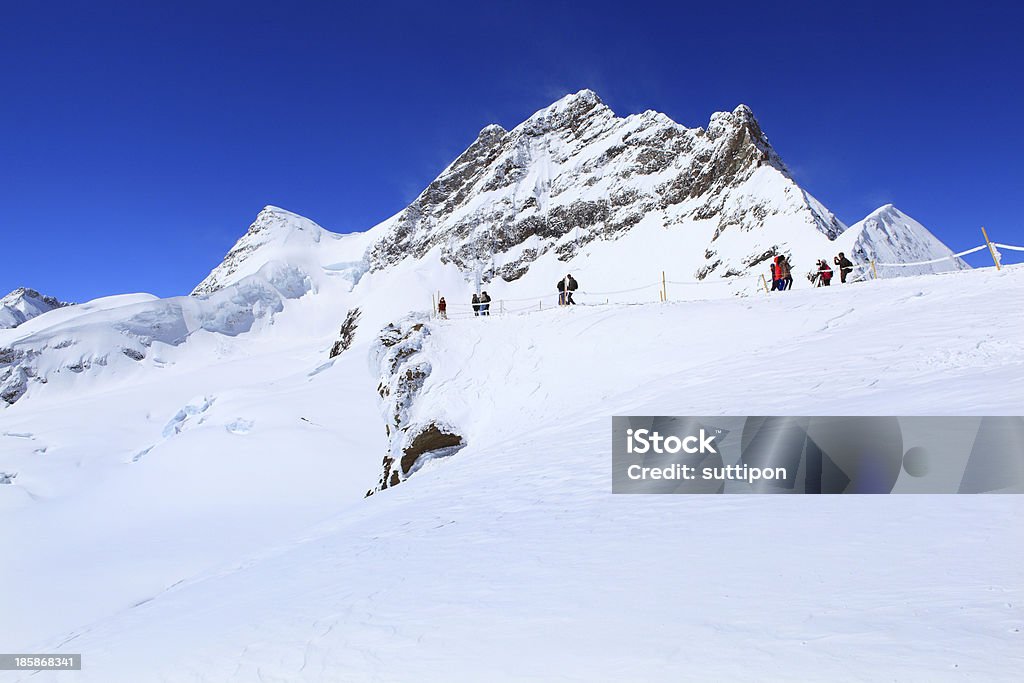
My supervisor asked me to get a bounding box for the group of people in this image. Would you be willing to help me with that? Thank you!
[769,255,793,291]
[771,252,856,291]
[810,252,855,286]
[556,273,578,305]
[436,274,580,319]
[435,291,492,319]
[471,291,492,316]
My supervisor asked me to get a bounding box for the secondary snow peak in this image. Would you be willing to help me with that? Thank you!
[0,288,72,329]
[192,206,333,296]
[840,204,970,276]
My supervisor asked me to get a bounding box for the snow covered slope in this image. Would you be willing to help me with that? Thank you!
[0,287,71,329]
[2,265,1022,682]
[0,91,1012,681]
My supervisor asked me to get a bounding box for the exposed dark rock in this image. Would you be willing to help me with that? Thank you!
[400,424,465,475]
[695,259,723,281]
[121,347,145,361]
[329,307,362,358]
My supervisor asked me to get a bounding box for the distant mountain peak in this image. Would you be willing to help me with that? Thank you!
[0,287,72,329]
[865,203,900,219]
[192,206,328,296]
[554,88,603,107]
[843,204,969,275]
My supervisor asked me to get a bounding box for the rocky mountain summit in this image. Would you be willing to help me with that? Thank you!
[364,89,846,282]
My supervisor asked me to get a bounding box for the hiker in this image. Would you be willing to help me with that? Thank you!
[565,274,578,304]
[815,259,833,286]
[471,293,480,316]
[479,291,491,316]
[557,273,579,305]
[769,261,780,291]
[776,255,793,291]
[818,259,833,286]
[834,252,854,283]
[438,296,447,319]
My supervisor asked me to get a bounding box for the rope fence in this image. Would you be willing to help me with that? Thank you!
[870,244,988,268]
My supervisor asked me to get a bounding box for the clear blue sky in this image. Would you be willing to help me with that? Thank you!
[2,0,1021,301]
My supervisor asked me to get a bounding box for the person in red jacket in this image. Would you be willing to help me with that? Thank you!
[815,259,833,286]
[775,255,793,290]
[437,296,447,319]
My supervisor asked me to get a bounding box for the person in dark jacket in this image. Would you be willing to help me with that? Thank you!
[770,262,780,291]
[834,252,854,283]
[479,291,491,316]
[471,293,480,316]
[438,296,447,319]
[557,275,579,304]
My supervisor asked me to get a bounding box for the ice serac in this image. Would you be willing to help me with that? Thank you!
[364,89,848,282]
[842,204,971,276]
[0,288,72,329]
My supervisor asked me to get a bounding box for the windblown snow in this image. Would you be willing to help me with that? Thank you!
[1,92,1018,682]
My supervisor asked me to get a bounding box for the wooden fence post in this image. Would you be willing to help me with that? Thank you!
[871,260,878,280]
[431,293,436,317]
[661,271,667,302]
[760,274,770,293]
[982,227,1001,270]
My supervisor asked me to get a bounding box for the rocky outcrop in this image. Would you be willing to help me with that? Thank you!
[0,347,40,405]
[329,308,361,358]
[368,315,465,493]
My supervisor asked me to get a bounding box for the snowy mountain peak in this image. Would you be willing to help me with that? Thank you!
[840,204,970,276]
[364,91,843,281]
[519,88,612,136]
[548,88,604,110]
[192,206,330,296]
[864,203,900,220]
[0,287,72,329]
[477,123,507,139]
